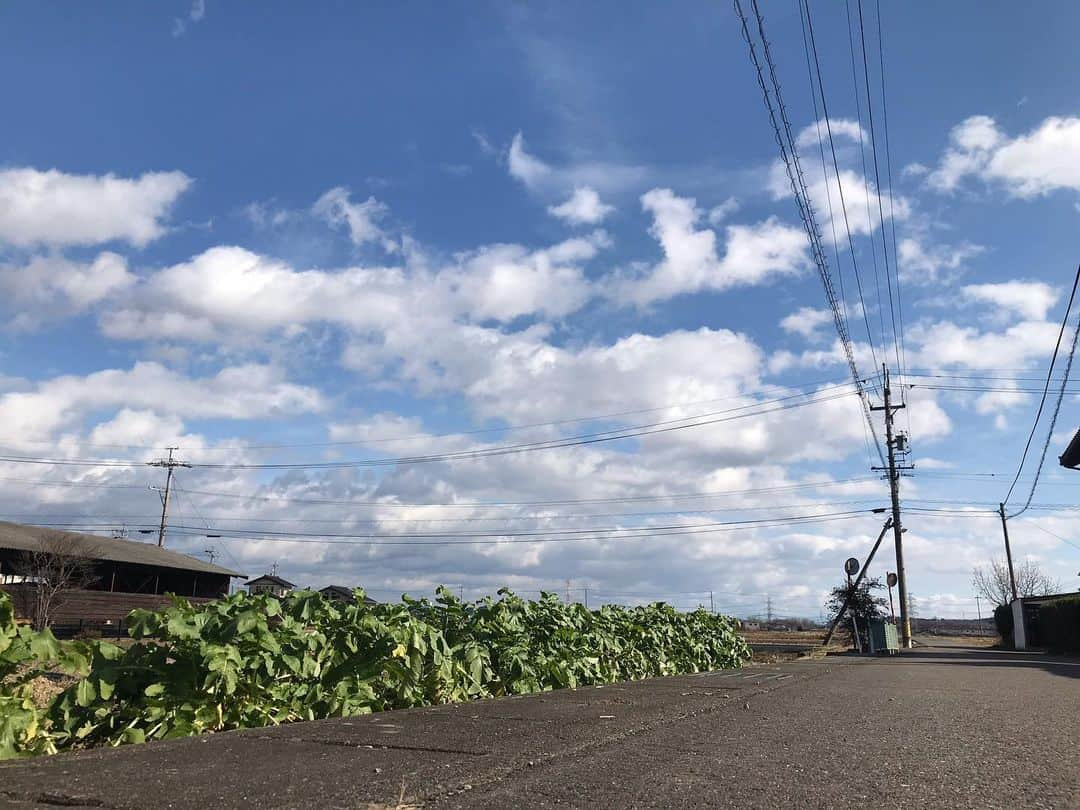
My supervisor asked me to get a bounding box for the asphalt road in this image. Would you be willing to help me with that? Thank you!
[1,644,1077,809]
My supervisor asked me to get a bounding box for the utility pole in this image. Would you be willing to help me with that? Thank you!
[975,595,983,625]
[204,548,217,565]
[583,587,589,610]
[871,365,914,648]
[148,447,190,549]
[997,503,1019,602]
[709,591,715,614]
[565,579,572,604]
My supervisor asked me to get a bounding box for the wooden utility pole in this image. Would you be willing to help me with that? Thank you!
[997,503,1019,602]
[148,447,190,549]
[871,366,914,648]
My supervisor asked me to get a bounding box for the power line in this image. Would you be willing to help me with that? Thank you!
[0,473,883,508]
[0,385,860,471]
[1003,263,1080,513]
[15,510,871,546]
[841,0,887,360]
[855,0,903,381]
[734,0,886,467]
[874,0,909,393]
[0,374,855,454]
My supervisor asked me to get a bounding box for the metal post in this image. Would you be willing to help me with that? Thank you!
[823,517,893,646]
[584,587,589,610]
[709,590,714,614]
[998,502,1019,602]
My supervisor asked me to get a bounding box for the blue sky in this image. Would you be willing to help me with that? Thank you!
[1,1,1079,618]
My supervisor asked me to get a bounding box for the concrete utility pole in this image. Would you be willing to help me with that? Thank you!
[148,447,191,549]
[997,503,1019,602]
[709,591,714,614]
[975,595,983,625]
[871,366,914,648]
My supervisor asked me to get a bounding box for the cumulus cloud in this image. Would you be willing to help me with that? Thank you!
[0,168,191,248]
[0,253,134,329]
[898,236,984,284]
[0,362,322,446]
[101,230,607,343]
[926,115,1080,197]
[547,186,614,225]
[312,187,396,251]
[779,307,834,341]
[962,281,1059,321]
[908,319,1062,370]
[707,197,740,225]
[772,119,910,242]
[612,189,807,306]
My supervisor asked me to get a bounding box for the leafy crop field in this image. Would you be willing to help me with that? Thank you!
[1,587,749,759]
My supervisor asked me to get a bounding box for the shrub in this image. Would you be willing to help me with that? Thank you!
[993,603,1013,646]
[1038,597,1080,655]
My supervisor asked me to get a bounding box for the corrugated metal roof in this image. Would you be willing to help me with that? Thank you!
[0,521,242,578]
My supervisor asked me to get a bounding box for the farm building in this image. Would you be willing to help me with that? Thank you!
[245,574,295,597]
[318,585,378,604]
[0,520,242,631]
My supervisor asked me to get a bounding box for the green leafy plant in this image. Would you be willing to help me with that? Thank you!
[3,586,749,758]
[0,592,90,758]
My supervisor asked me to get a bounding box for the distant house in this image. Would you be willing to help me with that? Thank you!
[245,574,295,597]
[318,585,378,605]
[0,520,242,630]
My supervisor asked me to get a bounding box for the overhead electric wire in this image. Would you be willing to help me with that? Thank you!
[797,0,881,378]
[0,385,861,471]
[13,510,873,546]
[0,374,855,454]
[1003,263,1080,515]
[854,0,903,380]
[1025,521,1080,553]
[0,474,882,508]
[735,0,886,467]
[2,499,887,527]
[874,0,909,392]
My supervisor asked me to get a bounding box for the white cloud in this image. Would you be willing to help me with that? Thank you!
[547,186,614,225]
[0,168,191,248]
[612,189,807,306]
[507,132,553,189]
[505,132,648,196]
[898,237,984,284]
[0,362,322,446]
[794,118,867,150]
[908,319,1062,370]
[707,197,740,225]
[962,281,1059,321]
[0,253,134,329]
[312,187,396,251]
[173,0,206,36]
[102,229,607,343]
[926,115,1080,198]
[779,307,834,341]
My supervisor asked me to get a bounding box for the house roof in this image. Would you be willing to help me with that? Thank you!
[246,574,296,589]
[0,521,241,578]
[319,585,378,604]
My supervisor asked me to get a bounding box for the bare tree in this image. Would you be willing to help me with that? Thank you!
[972,557,1060,607]
[12,532,100,630]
